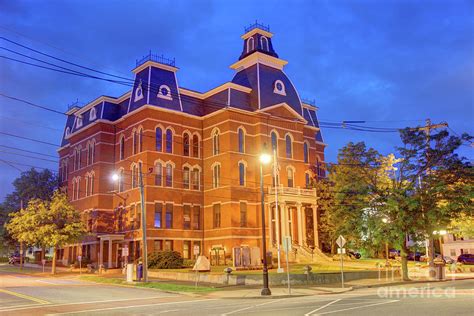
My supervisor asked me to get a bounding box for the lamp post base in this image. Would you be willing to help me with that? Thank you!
[261,288,272,296]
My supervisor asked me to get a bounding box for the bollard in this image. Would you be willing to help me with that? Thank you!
[303,265,312,284]
[224,267,233,285]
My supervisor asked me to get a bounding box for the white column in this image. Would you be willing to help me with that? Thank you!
[302,206,307,247]
[108,238,113,268]
[268,203,273,246]
[312,204,319,248]
[289,206,295,242]
[280,203,287,238]
[99,238,104,266]
[297,203,303,246]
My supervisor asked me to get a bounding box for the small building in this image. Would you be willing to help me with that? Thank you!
[442,233,474,260]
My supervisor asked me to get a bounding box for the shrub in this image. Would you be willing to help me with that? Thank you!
[148,250,183,269]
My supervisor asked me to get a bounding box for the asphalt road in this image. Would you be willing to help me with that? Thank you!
[0,269,473,316]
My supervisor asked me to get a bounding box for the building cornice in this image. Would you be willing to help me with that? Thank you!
[241,28,273,40]
[179,82,252,100]
[132,61,178,74]
[230,52,288,71]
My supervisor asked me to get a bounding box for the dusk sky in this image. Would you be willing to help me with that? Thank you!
[0,0,473,200]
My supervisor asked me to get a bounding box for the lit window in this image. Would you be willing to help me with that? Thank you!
[238,128,245,153]
[273,80,286,96]
[271,132,278,154]
[119,136,125,160]
[286,134,293,158]
[156,127,163,151]
[166,129,173,153]
[192,134,199,157]
[213,164,220,188]
[287,167,294,188]
[165,163,173,187]
[183,166,190,189]
[212,129,219,155]
[154,203,162,228]
[157,85,172,100]
[183,241,191,259]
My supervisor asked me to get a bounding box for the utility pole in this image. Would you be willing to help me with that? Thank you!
[414,119,448,271]
[138,163,148,282]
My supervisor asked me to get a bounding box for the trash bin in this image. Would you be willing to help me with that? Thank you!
[136,262,143,282]
[434,263,445,280]
[126,263,134,282]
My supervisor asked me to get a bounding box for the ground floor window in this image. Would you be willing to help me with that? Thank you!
[183,241,191,259]
[164,240,173,251]
[153,240,162,252]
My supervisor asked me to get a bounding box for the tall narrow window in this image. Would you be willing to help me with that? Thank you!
[192,135,199,157]
[183,241,191,259]
[183,167,190,189]
[156,127,162,151]
[165,203,173,228]
[287,167,294,188]
[183,205,191,230]
[213,203,221,228]
[247,37,254,53]
[260,36,269,51]
[85,175,89,197]
[165,163,173,187]
[183,133,190,156]
[192,168,199,190]
[192,205,200,230]
[213,164,220,188]
[138,128,143,152]
[271,132,278,154]
[72,179,76,200]
[286,134,292,158]
[304,142,309,163]
[154,203,162,228]
[240,202,247,227]
[305,173,311,188]
[238,128,245,153]
[90,141,95,164]
[166,129,173,153]
[132,164,138,188]
[133,130,138,155]
[118,169,124,192]
[90,173,94,195]
[119,136,125,160]
[212,130,219,155]
[155,162,162,186]
[239,162,245,186]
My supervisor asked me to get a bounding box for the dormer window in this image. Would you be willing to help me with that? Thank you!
[157,85,172,100]
[76,116,83,128]
[134,80,144,102]
[260,36,269,51]
[273,80,286,96]
[89,107,97,121]
[65,127,71,137]
[246,37,255,53]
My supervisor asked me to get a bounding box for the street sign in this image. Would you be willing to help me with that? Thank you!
[193,245,200,256]
[337,248,346,254]
[122,247,129,256]
[41,259,46,265]
[77,255,82,262]
[336,235,346,248]
[283,236,292,252]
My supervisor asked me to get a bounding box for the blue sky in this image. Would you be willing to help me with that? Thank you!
[0,0,473,200]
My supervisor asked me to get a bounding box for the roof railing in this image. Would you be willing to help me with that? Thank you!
[301,98,316,106]
[136,51,176,68]
[244,21,270,33]
[67,99,82,111]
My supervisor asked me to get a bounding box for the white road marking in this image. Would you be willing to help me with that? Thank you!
[316,299,400,315]
[47,298,217,315]
[221,298,285,316]
[0,295,177,312]
[304,299,341,316]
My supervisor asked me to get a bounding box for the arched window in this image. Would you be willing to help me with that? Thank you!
[287,167,294,188]
[274,80,286,96]
[157,85,172,100]
[119,136,125,160]
[212,129,219,155]
[192,167,200,190]
[155,162,162,186]
[271,131,278,154]
[239,162,246,186]
[131,164,138,188]
[87,140,95,165]
[89,107,97,121]
[155,127,162,151]
[183,133,190,156]
[134,80,144,101]
[89,172,94,195]
[166,129,173,153]
[74,147,81,171]
[303,142,309,163]
[165,163,173,187]
[65,127,71,137]
[238,128,245,153]
[85,174,89,197]
[212,164,220,188]
[118,169,124,192]
[138,128,143,153]
[192,134,199,157]
[247,37,254,53]
[183,166,190,189]
[76,116,83,128]
[132,129,138,155]
[72,179,76,201]
[260,36,269,51]
[285,134,293,158]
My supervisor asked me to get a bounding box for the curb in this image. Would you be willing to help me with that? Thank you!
[351,277,474,289]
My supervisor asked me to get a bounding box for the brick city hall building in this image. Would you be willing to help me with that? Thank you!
[58,23,326,268]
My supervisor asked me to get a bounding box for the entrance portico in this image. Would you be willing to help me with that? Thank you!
[98,234,124,268]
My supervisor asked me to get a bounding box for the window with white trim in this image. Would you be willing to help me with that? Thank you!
[273,80,286,96]
[157,85,172,100]
[89,107,97,121]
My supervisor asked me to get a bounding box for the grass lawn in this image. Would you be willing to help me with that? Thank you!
[79,275,219,293]
[0,264,42,274]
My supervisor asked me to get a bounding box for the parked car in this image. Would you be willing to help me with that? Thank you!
[388,249,400,259]
[443,256,455,264]
[457,254,474,265]
[407,252,422,261]
[8,254,27,265]
[348,250,361,259]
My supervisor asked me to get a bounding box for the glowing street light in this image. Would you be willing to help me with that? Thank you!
[111,173,120,182]
[259,152,272,165]
[259,145,272,296]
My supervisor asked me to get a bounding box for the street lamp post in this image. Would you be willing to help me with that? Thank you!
[259,150,272,296]
[382,217,390,265]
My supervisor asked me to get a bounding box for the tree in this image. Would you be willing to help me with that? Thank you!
[6,191,86,274]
